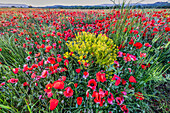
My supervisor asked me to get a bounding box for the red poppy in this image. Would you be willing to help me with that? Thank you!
[120,104,129,113]
[146,63,151,68]
[44,83,53,93]
[63,56,67,59]
[118,51,123,57]
[122,79,126,85]
[47,34,51,37]
[57,32,62,36]
[92,91,101,104]
[27,67,33,71]
[144,43,152,47]
[54,63,59,69]
[57,57,62,62]
[141,64,146,70]
[35,52,41,57]
[61,76,66,81]
[100,99,105,107]
[45,46,52,52]
[128,84,134,89]
[12,68,19,74]
[129,76,137,83]
[47,57,56,64]
[35,83,38,86]
[134,42,143,49]
[47,92,53,98]
[57,54,62,58]
[87,79,97,90]
[76,68,81,73]
[121,91,127,95]
[77,97,83,105]
[69,52,73,56]
[0,82,5,88]
[116,97,124,105]
[23,43,26,48]
[23,82,29,86]
[107,93,115,105]
[41,70,48,78]
[52,43,56,49]
[96,71,106,83]
[31,73,36,78]
[83,71,89,79]
[40,44,45,48]
[99,88,105,98]
[112,74,121,86]
[165,27,170,32]
[129,38,134,45]
[130,54,137,61]
[105,91,109,96]
[74,83,78,88]
[128,68,131,72]
[140,52,146,57]
[31,64,38,69]
[49,66,54,72]
[133,30,139,34]
[58,41,62,44]
[63,67,67,71]
[53,80,64,89]
[153,28,159,32]
[64,59,69,66]
[123,28,127,32]
[86,90,89,98]
[7,78,18,83]
[64,87,74,97]
[50,99,59,111]
[123,56,131,62]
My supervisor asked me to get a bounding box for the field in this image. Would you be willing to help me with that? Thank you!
[0,8,169,113]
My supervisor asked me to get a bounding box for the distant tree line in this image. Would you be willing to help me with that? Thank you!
[58,6,114,9]
[4,4,170,9]
[131,5,170,9]
[56,5,170,9]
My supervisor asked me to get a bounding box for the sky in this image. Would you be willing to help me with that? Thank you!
[0,0,169,6]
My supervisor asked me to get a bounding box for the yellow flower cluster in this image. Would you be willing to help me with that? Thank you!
[106,72,114,81]
[64,32,118,66]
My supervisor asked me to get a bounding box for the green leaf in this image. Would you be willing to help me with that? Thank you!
[0,104,16,112]
[24,99,32,113]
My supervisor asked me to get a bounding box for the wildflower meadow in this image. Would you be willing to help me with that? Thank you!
[0,7,169,113]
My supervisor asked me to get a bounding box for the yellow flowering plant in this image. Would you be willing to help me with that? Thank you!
[64,32,118,67]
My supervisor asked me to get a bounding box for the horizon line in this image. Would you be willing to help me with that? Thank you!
[0,1,169,7]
